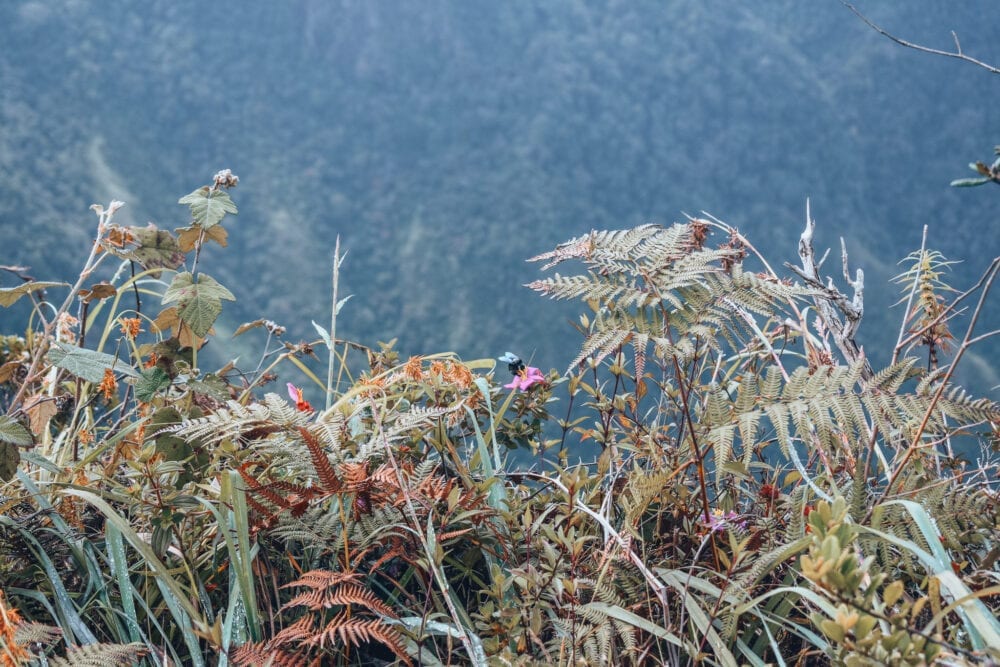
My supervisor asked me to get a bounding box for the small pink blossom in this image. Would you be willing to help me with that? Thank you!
[504,366,546,391]
[286,383,313,412]
[703,509,746,533]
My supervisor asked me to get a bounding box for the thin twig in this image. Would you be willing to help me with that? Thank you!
[840,1,1000,74]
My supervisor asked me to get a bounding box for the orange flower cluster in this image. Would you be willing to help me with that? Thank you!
[0,590,30,666]
[119,317,142,339]
[98,368,117,401]
[428,360,474,390]
[56,313,79,343]
[356,372,388,398]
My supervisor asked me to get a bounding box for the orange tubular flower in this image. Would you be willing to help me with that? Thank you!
[286,383,314,413]
[98,369,118,401]
[119,317,142,339]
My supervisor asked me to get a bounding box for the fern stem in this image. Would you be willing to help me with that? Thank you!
[873,256,999,514]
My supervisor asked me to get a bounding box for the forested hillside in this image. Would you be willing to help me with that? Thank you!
[2,1,998,384]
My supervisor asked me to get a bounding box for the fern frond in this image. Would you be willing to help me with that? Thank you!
[309,611,411,665]
[48,642,148,667]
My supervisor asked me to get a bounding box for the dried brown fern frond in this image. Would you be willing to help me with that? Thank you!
[243,572,412,666]
[230,639,313,666]
[281,570,396,617]
[298,426,341,493]
[307,610,410,663]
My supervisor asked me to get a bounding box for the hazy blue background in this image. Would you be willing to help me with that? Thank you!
[1,1,997,392]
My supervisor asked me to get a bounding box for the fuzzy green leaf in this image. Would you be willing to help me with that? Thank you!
[135,366,171,401]
[48,342,138,383]
[0,415,32,446]
[0,281,66,307]
[178,187,237,229]
[163,272,235,337]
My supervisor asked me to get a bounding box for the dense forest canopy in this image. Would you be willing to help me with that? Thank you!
[1,0,998,386]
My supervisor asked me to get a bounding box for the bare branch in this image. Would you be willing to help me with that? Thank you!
[841,1,1000,75]
[785,201,874,380]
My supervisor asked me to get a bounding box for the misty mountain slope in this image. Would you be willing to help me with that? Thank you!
[2,1,997,388]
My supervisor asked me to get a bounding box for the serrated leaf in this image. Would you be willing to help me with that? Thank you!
[0,415,32,446]
[135,367,171,402]
[48,342,138,383]
[176,224,228,252]
[0,281,66,307]
[179,294,222,337]
[163,272,234,304]
[0,442,18,481]
[178,187,237,229]
[163,272,234,337]
[130,224,185,271]
[190,273,234,301]
[950,177,991,187]
[152,306,179,333]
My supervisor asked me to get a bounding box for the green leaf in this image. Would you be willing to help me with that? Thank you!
[582,601,684,648]
[163,272,235,337]
[187,373,229,399]
[0,281,66,307]
[0,415,32,446]
[135,366,171,401]
[178,187,237,229]
[129,224,185,270]
[0,442,19,481]
[181,297,221,337]
[950,177,991,187]
[48,342,138,383]
[312,320,332,349]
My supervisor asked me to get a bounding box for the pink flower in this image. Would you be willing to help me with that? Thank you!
[504,366,545,391]
[286,383,313,412]
[703,509,746,533]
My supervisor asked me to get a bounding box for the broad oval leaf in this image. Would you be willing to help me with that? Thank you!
[0,281,67,307]
[48,341,138,383]
[130,224,186,270]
